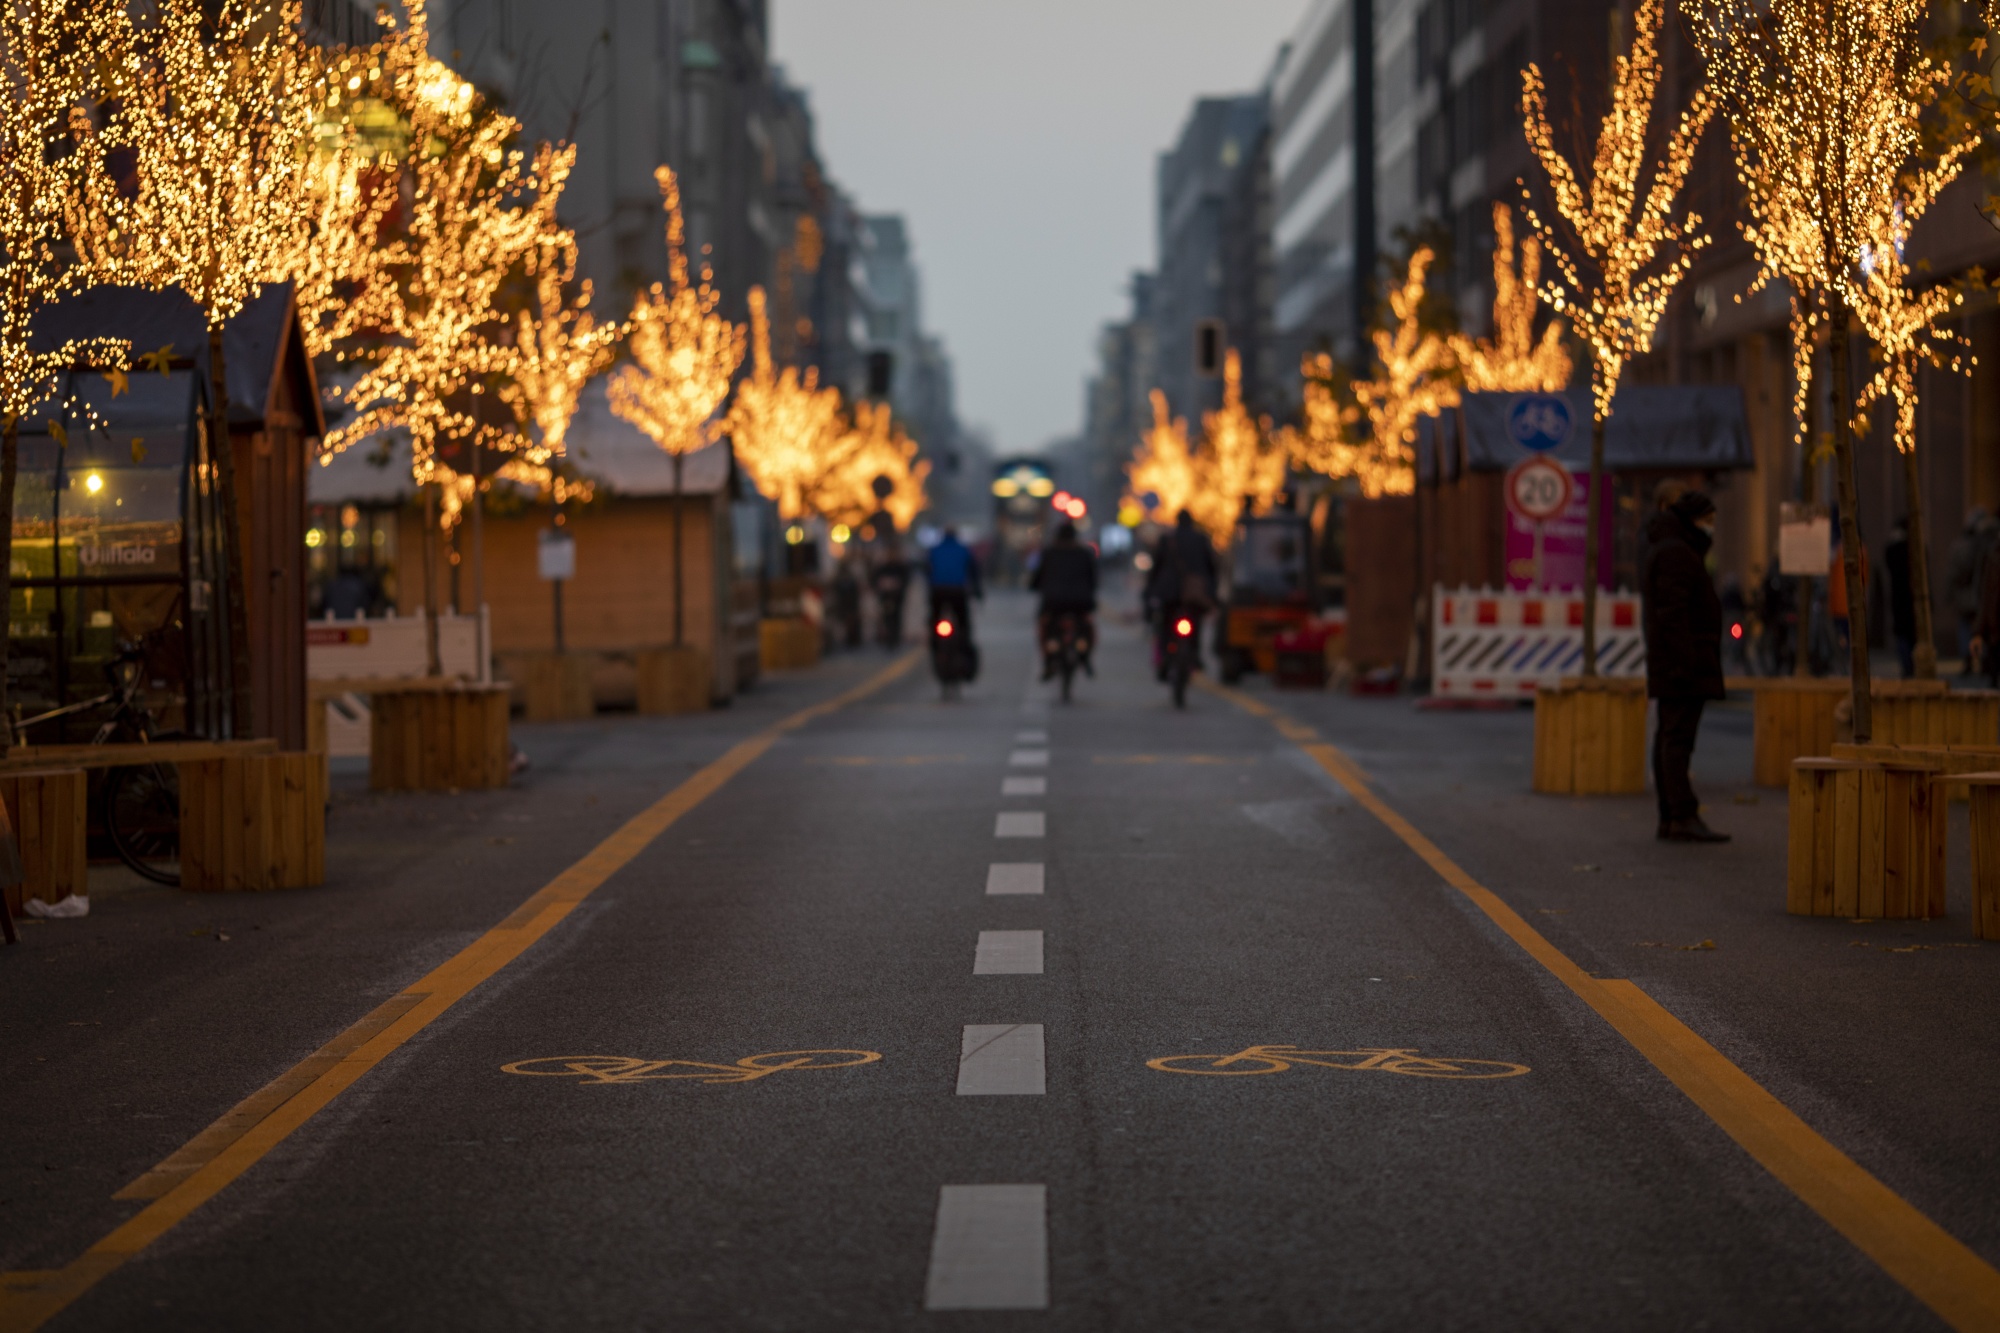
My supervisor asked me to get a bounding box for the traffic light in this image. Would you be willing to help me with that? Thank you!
[1195,319,1225,377]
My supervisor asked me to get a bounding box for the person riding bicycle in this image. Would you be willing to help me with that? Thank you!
[1031,521,1098,680]
[925,526,983,644]
[1143,510,1218,679]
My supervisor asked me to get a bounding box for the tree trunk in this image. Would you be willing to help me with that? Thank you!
[1580,361,1607,678]
[422,483,441,676]
[0,415,17,754]
[1828,298,1873,741]
[1899,435,1937,679]
[672,451,684,647]
[1796,332,1818,677]
[209,324,255,739]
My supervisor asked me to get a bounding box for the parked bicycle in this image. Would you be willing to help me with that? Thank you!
[7,644,184,886]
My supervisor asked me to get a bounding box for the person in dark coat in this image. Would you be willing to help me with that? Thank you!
[1885,520,1916,678]
[1143,511,1220,679]
[1642,487,1729,843]
[1031,521,1099,679]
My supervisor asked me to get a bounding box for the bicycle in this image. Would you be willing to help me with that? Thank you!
[1147,1044,1530,1080]
[501,1049,883,1085]
[7,643,185,886]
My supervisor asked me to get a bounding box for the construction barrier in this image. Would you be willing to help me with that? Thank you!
[1432,585,1645,698]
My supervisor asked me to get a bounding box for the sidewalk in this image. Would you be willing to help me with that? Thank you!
[1234,677,2000,1268]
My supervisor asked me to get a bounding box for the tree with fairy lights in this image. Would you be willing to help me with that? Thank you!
[67,0,319,735]
[1182,350,1288,546]
[1521,0,1712,674]
[1338,248,1460,499]
[608,166,747,647]
[813,401,929,534]
[726,286,846,522]
[1689,0,1979,718]
[1450,203,1572,394]
[0,2,133,750]
[1126,390,1197,528]
[502,223,622,481]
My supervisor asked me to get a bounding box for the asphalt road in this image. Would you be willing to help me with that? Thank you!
[3,592,1998,1331]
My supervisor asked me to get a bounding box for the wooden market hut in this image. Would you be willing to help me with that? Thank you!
[23,284,322,747]
[308,379,762,707]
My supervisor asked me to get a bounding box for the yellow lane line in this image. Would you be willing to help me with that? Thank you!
[0,652,921,1333]
[1199,677,2000,1332]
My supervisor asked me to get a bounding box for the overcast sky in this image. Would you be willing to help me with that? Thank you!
[770,1,1310,458]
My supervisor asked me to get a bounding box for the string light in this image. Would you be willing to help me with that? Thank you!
[503,224,621,460]
[725,285,846,521]
[1449,203,1571,394]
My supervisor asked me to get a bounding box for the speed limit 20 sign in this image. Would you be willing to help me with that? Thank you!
[1505,455,1574,524]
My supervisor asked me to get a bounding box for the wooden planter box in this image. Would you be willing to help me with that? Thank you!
[1533,678,1647,795]
[636,646,709,715]
[371,685,511,791]
[181,753,326,892]
[760,617,820,672]
[510,652,596,722]
[0,768,86,915]
[1966,773,2000,941]
[1786,756,1944,919]
[1747,679,1848,787]
[1872,689,2000,748]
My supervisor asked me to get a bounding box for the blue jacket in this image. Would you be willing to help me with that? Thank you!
[927,537,982,594]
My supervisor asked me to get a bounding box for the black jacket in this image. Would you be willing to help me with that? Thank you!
[1641,511,1725,699]
[1145,525,1219,606]
[1032,542,1098,611]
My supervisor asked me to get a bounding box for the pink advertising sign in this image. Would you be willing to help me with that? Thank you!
[1504,464,1614,591]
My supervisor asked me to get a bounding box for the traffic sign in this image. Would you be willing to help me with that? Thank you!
[1507,393,1574,452]
[1505,455,1574,524]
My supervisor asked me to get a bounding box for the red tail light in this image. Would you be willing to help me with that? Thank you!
[935,620,953,637]
[1175,618,1194,637]
[1730,623,1743,640]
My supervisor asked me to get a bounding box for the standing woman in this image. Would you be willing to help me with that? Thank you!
[1642,487,1730,843]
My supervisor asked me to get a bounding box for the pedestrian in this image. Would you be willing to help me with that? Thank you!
[831,557,863,649]
[1641,485,1729,843]
[1885,520,1916,678]
[1828,535,1866,652]
[1947,507,1996,673]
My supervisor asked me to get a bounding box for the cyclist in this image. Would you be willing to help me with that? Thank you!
[925,526,983,645]
[1031,521,1097,680]
[1143,510,1218,680]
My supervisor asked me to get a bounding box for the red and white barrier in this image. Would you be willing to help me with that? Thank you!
[1431,586,1645,697]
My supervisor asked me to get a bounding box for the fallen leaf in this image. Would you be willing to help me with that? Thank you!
[1887,945,1932,954]
[1681,939,1717,951]
[1572,863,1601,872]
[216,933,230,942]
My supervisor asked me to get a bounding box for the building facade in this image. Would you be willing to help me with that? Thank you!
[1153,94,1277,426]
[1271,0,1375,390]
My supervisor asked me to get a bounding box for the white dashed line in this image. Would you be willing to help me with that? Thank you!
[1008,749,1049,767]
[923,1184,1049,1310]
[973,930,1044,975]
[1002,776,1046,796]
[955,1024,1045,1095]
[985,863,1044,896]
[995,811,1045,838]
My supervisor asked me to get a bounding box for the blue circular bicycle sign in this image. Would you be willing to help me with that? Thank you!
[1507,394,1573,452]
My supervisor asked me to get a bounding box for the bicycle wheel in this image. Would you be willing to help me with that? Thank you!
[1146,1053,1291,1076]
[105,762,180,886]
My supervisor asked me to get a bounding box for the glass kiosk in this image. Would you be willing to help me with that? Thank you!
[8,366,234,744]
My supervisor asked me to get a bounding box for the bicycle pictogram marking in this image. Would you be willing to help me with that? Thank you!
[501,1050,883,1085]
[1147,1045,1530,1080]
